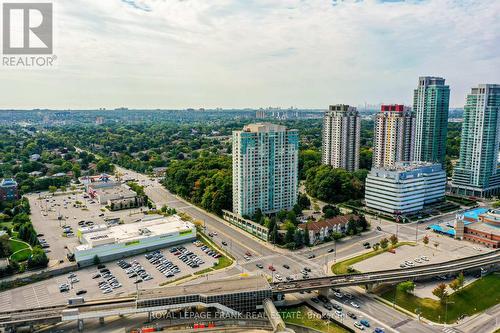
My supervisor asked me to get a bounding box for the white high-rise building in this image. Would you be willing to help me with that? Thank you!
[365,162,446,215]
[373,104,415,168]
[232,123,299,217]
[322,104,360,171]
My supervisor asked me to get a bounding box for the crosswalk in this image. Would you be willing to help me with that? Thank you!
[443,327,460,333]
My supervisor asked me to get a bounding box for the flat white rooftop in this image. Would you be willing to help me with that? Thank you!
[77,215,194,250]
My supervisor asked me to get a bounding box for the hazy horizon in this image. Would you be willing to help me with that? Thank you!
[1,0,499,109]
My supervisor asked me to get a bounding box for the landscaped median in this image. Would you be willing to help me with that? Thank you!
[331,242,416,275]
[279,305,350,333]
[377,273,500,324]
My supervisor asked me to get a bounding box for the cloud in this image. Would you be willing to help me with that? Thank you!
[0,0,498,109]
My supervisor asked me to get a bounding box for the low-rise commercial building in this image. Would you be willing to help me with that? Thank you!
[87,181,144,210]
[73,215,196,266]
[453,208,500,248]
[365,162,446,215]
[298,214,358,244]
[137,275,272,313]
[0,178,19,201]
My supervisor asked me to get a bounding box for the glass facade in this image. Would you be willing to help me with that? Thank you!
[413,77,450,164]
[452,84,500,197]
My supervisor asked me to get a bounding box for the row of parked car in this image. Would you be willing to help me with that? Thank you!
[171,246,205,268]
[119,259,154,283]
[93,264,122,294]
[400,255,429,268]
[146,250,181,278]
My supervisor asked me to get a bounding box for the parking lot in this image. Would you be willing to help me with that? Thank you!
[352,242,488,273]
[0,242,218,311]
[27,190,149,262]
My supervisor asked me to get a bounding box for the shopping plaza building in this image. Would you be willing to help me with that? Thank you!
[365,162,446,215]
[430,208,500,249]
[73,215,196,266]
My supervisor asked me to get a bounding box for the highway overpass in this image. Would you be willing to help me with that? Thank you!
[0,250,498,331]
[272,248,500,293]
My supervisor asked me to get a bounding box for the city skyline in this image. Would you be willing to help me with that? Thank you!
[1,0,499,109]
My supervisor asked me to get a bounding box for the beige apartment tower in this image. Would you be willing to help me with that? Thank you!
[373,104,415,168]
[322,104,360,171]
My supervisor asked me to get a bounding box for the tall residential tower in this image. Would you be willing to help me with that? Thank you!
[452,84,500,197]
[322,104,360,171]
[413,76,450,164]
[373,104,415,168]
[232,123,299,217]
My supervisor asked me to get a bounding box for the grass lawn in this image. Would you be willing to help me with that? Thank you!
[331,242,415,275]
[9,239,32,262]
[11,248,31,261]
[279,306,349,333]
[379,273,500,323]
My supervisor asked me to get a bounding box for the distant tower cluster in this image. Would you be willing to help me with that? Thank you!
[232,123,299,217]
[372,104,415,168]
[321,104,360,172]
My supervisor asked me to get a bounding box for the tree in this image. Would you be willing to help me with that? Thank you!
[356,215,369,231]
[293,204,302,217]
[254,208,263,225]
[449,279,460,292]
[380,238,389,249]
[457,272,464,289]
[423,235,429,245]
[298,193,311,210]
[432,283,448,303]
[27,246,49,269]
[434,242,439,249]
[397,281,415,294]
[303,225,310,246]
[293,230,304,248]
[285,227,295,247]
[372,243,380,251]
[48,185,57,194]
[322,204,340,219]
[270,224,279,244]
[346,218,357,235]
[93,255,101,265]
[389,234,398,247]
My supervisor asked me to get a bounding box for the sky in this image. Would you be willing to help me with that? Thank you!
[1,0,499,109]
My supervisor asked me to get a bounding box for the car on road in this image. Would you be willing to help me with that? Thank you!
[311,297,320,303]
[323,303,333,311]
[283,264,290,269]
[307,253,315,259]
[256,263,263,269]
[347,312,357,319]
[333,292,343,298]
[335,310,343,318]
[350,301,360,308]
[268,265,276,271]
[328,248,335,253]
[245,251,252,256]
[360,319,370,327]
[221,241,228,246]
[76,290,87,295]
[374,328,385,333]
[244,255,250,260]
[353,322,364,330]
[376,226,382,231]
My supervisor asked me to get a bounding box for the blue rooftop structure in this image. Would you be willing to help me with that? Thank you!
[430,224,456,236]
[462,207,489,221]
